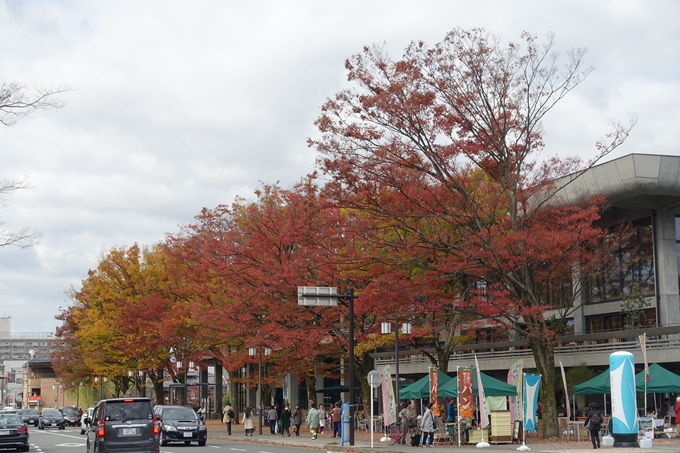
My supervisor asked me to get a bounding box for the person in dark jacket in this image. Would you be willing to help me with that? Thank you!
[584,402,603,449]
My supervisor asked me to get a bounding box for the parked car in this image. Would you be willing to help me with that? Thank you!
[38,410,65,430]
[0,413,29,451]
[19,409,39,427]
[153,405,207,446]
[85,398,159,453]
[58,407,80,426]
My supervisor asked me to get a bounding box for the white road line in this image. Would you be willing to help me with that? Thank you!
[32,431,84,440]
[230,448,247,451]
[208,445,220,448]
[259,451,276,453]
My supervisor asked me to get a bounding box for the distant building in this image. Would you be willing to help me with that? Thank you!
[0,316,61,408]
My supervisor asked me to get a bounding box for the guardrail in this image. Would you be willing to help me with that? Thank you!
[374,336,680,368]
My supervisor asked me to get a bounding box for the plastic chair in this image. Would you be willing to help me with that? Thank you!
[600,416,610,436]
[558,417,572,440]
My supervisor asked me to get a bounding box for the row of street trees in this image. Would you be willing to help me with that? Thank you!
[53,29,636,437]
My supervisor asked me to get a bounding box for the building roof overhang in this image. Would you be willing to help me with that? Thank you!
[555,153,680,211]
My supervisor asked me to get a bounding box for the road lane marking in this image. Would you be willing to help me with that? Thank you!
[32,431,83,439]
[230,449,247,451]
[55,443,86,447]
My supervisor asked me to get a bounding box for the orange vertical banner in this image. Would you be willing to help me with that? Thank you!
[429,368,439,413]
[458,368,474,419]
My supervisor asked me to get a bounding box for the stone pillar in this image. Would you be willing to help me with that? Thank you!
[653,209,680,327]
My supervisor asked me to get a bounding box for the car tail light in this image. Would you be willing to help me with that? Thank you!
[17,426,28,434]
[153,417,160,435]
[97,420,105,437]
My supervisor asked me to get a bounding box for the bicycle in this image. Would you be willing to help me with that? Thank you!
[387,424,412,445]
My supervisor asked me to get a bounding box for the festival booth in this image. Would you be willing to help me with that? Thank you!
[573,363,680,439]
[438,368,518,444]
[398,370,453,399]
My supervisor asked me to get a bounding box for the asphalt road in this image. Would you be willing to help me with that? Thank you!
[18,423,680,453]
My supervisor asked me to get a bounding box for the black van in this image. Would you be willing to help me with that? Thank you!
[85,398,159,453]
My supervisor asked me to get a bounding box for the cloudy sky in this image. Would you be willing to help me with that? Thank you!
[1,1,678,333]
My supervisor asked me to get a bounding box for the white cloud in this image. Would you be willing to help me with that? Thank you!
[0,0,678,332]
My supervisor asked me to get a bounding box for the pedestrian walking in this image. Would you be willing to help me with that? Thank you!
[399,400,417,445]
[331,402,342,438]
[421,402,436,447]
[584,402,603,449]
[280,402,291,436]
[675,397,680,425]
[292,404,303,437]
[267,405,278,434]
[242,407,254,436]
[306,402,320,440]
[318,404,326,435]
[222,403,235,435]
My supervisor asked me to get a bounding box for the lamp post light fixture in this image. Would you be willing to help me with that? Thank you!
[94,377,107,400]
[381,320,412,404]
[248,346,271,436]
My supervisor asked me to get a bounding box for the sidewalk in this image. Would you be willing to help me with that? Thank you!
[206,421,679,453]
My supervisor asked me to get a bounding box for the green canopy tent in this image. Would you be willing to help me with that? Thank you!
[635,363,680,393]
[438,369,518,397]
[398,371,454,399]
[572,368,611,395]
[317,385,350,393]
[572,364,680,395]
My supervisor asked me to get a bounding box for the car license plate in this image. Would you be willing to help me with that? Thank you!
[121,428,137,436]
[0,429,9,436]
[183,431,193,438]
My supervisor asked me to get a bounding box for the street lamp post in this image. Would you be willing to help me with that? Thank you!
[52,384,62,408]
[249,346,271,436]
[381,320,412,404]
[298,286,357,446]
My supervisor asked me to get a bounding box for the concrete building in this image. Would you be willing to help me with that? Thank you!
[373,154,680,377]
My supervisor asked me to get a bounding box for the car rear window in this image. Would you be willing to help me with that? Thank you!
[43,410,61,417]
[0,415,22,425]
[105,402,152,421]
[23,410,39,416]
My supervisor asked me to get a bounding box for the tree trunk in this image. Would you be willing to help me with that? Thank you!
[529,338,558,438]
[306,374,317,407]
[356,350,374,413]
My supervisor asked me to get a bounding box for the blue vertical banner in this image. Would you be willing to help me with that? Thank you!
[523,374,541,432]
[610,351,638,436]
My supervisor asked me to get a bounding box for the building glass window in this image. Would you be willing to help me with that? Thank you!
[586,309,656,333]
[585,218,654,304]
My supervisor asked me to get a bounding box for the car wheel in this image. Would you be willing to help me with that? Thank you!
[38,425,44,430]
[198,440,206,446]
[161,435,168,447]
[34,422,38,427]
[60,426,65,430]
[21,445,30,452]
